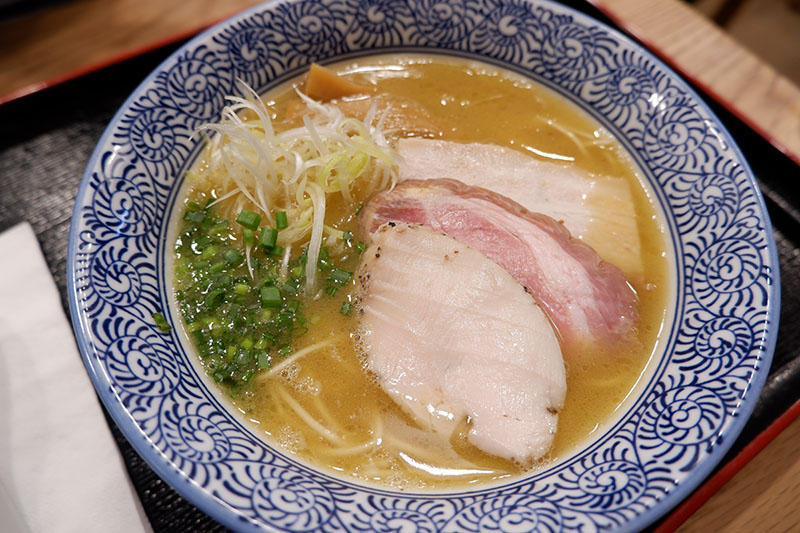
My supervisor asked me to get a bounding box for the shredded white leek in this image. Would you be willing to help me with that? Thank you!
[194,79,398,293]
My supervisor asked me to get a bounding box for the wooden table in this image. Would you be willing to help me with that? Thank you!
[2,0,799,167]
[2,0,798,530]
[675,400,800,532]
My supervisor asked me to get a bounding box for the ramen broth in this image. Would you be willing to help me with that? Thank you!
[176,56,669,489]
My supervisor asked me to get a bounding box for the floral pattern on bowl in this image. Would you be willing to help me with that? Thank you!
[67,0,779,531]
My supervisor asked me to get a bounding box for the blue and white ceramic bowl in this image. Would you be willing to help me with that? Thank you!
[67,0,780,530]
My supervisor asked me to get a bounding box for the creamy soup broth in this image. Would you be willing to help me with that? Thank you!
[176,55,669,490]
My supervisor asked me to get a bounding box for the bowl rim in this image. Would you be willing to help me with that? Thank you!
[66,0,781,531]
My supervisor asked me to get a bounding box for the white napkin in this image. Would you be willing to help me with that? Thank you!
[0,223,150,533]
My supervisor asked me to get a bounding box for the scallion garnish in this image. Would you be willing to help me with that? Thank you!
[260,286,282,308]
[259,227,278,248]
[257,352,271,369]
[205,290,226,310]
[275,211,288,229]
[278,345,293,356]
[152,312,172,333]
[281,279,299,295]
[236,209,262,230]
[242,228,255,245]
[223,249,243,266]
[329,268,352,285]
[184,210,206,223]
[240,337,254,350]
[209,261,226,275]
[176,200,359,392]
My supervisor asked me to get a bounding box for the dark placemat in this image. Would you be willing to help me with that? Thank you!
[0,2,798,531]
[0,43,230,533]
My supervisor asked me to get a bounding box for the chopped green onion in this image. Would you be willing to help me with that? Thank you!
[276,311,294,328]
[281,279,299,295]
[275,211,288,229]
[190,260,209,272]
[355,241,367,253]
[259,227,278,248]
[355,204,364,216]
[236,209,261,230]
[342,230,353,244]
[176,203,321,391]
[278,345,293,356]
[200,245,217,259]
[254,337,269,350]
[257,352,271,369]
[329,268,352,285]
[291,264,305,279]
[152,312,172,333]
[339,301,352,316]
[183,210,206,223]
[260,286,282,308]
[205,289,225,309]
[223,249,243,266]
[209,261,226,275]
[208,221,229,236]
[215,274,232,287]
[325,285,338,297]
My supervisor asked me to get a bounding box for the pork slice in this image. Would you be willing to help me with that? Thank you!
[396,138,643,280]
[357,223,566,463]
[360,179,639,348]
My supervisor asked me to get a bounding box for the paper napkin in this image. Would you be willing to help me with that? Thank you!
[0,223,150,533]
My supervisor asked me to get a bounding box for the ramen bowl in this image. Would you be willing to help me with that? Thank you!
[67,0,779,530]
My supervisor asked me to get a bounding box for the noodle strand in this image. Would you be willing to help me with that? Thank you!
[274,384,345,446]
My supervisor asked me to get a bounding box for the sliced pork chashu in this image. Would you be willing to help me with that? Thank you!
[361,179,639,348]
[356,223,566,464]
[396,138,643,281]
